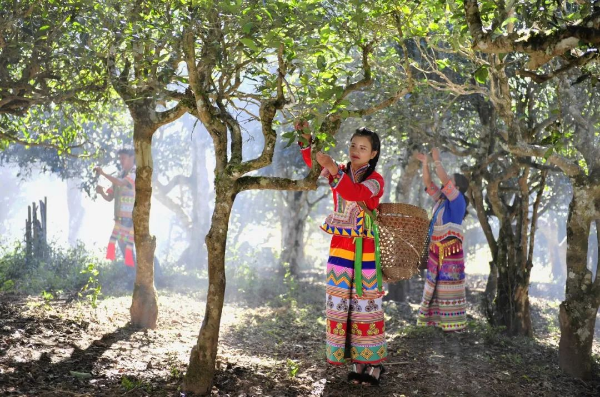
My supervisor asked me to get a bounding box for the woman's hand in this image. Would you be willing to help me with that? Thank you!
[316,152,338,176]
[94,166,105,176]
[415,152,428,164]
[431,147,441,162]
[316,152,334,168]
[295,119,311,143]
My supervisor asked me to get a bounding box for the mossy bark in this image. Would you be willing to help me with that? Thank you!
[559,184,600,379]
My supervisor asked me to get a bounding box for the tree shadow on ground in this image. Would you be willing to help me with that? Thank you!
[0,294,141,396]
[217,278,600,397]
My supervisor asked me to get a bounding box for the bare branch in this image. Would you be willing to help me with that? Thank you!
[337,86,412,121]
[504,141,583,177]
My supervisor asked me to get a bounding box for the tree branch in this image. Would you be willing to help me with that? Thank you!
[235,174,319,193]
[517,52,599,83]
[528,170,547,264]
[464,0,600,69]
[0,131,91,157]
[331,42,374,109]
[155,100,190,128]
[504,141,583,177]
[154,179,192,230]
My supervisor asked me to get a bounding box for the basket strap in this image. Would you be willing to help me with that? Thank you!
[428,199,445,237]
[373,223,383,294]
[357,202,378,225]
[353,237,363,297]
[354,202,383,297]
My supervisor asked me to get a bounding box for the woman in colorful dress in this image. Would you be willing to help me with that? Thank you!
[415,147,469,332]
[298,124,386,385]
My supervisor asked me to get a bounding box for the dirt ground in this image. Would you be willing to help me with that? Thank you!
[0,274,599,397]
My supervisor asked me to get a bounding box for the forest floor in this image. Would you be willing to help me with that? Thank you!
[0,272,599,397]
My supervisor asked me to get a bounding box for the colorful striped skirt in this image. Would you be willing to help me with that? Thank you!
[325,235,387,365]
[106,219,135,267]
[417,238,466,331]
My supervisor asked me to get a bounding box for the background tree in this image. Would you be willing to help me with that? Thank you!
[103,0,190,328]
[0,0,107,150]
[459,0,600,377]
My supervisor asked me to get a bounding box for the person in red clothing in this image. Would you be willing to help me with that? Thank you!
[298,123,386,386]
[95,148,136,268]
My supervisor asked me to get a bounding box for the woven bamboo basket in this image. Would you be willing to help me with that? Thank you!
[376,203,429,282]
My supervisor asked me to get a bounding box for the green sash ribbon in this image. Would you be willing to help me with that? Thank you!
[353,207,383,297]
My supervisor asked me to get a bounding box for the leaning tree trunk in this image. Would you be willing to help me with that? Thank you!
[558,184,600,379]
[130,121,159,329]
[183,177,235,395]
[280,191,307,276]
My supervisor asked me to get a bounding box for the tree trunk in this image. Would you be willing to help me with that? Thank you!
[280,191,307,276]
[130,122,159,329]
[385,280,409,302]
[482,260,498,319]
[183,178,235,395]
[492,219,533,336]
[558,184,600,379]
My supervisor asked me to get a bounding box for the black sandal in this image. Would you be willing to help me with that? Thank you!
[347,363,366,384]
[362,364,385,386]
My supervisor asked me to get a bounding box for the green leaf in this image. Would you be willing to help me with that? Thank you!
[436,59,450,70]
[240,38,259,52]
[39,25,50,31]
[242,22,253,34]
[474,66,489,84]
[501,17,519,28]
[317,55,326,70]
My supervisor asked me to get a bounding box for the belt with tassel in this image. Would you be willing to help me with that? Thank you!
[430,238,462,265]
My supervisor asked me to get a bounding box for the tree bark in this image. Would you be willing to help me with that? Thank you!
[492,219,533,336]
[183,178,235,395]
[558,184,600,379]
[130,121,159,329]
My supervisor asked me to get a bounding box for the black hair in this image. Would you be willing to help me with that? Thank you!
[346,127,381,182]
[117,148,135,157]
[453,173,470,219]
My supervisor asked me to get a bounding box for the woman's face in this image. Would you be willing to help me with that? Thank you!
[348,135,377,167]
